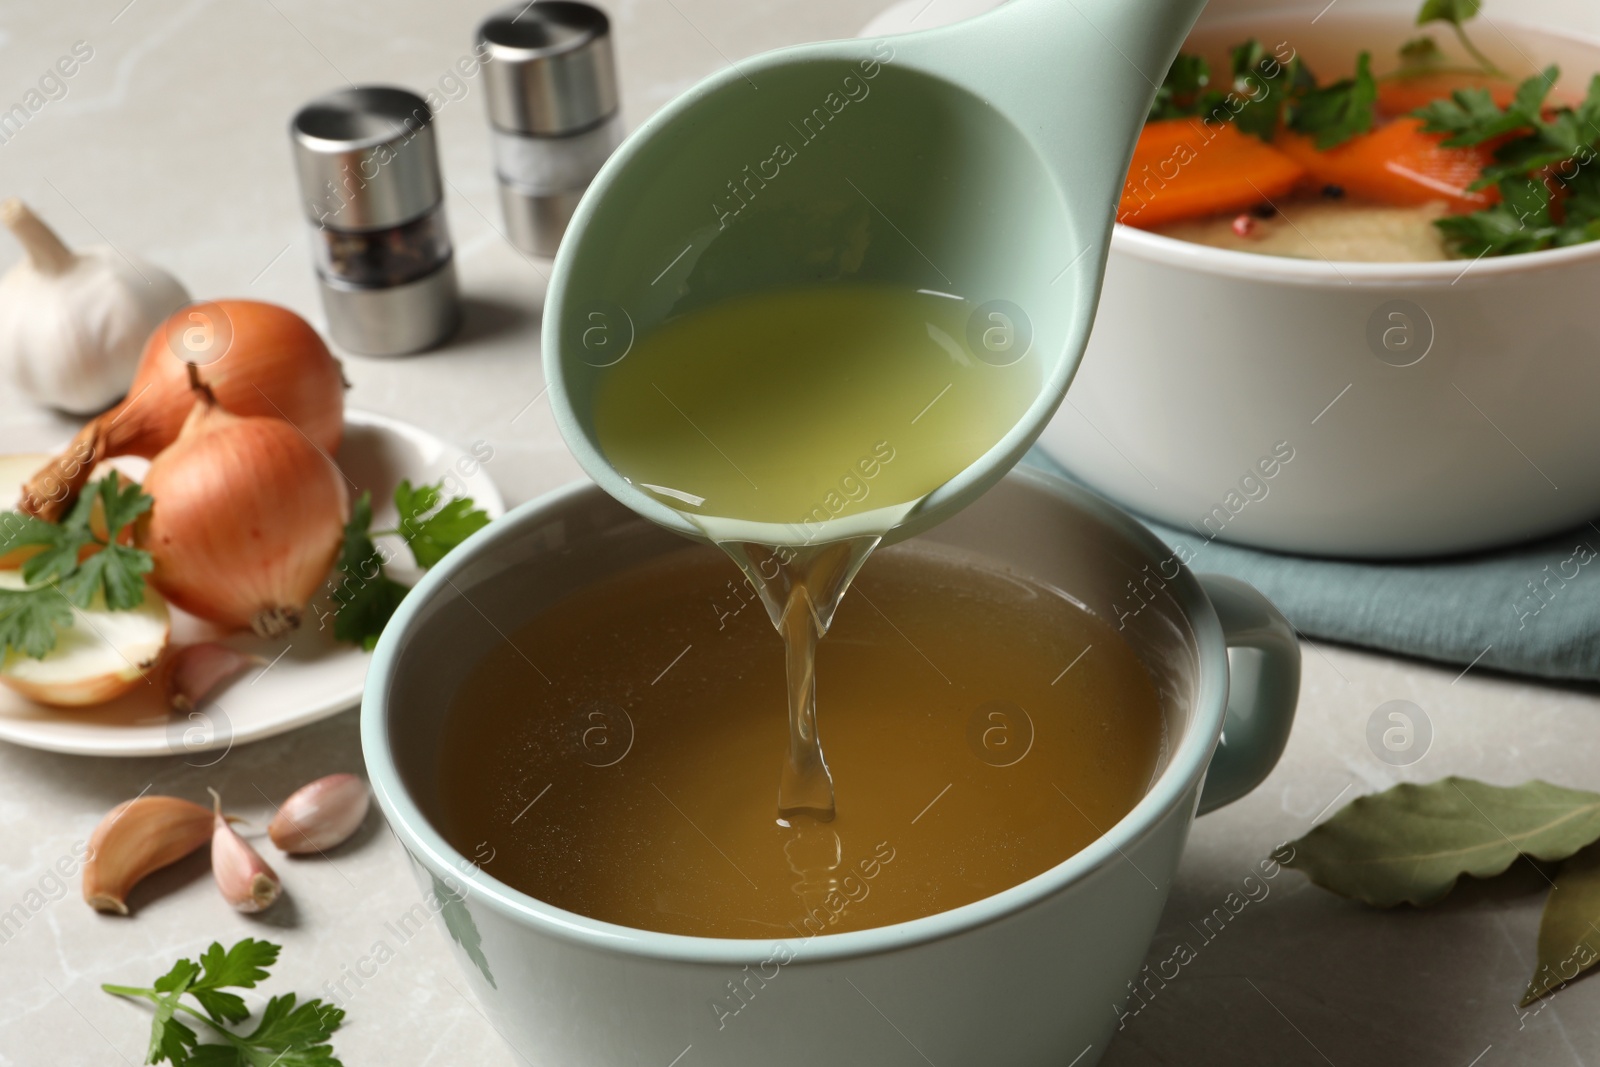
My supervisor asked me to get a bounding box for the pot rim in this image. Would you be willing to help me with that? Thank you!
[361,466,1233,965]
[1110,218,1600,287]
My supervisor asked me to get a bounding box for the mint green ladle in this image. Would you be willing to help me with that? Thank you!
[543,0,1206,544]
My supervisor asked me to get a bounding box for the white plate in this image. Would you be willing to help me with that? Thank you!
[0,409,503,758]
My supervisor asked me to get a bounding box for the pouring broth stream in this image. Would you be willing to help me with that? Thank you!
[591,284,1039,820]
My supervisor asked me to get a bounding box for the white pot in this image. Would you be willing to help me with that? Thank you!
[1045,203,1600,558]
[870,0,1600,558]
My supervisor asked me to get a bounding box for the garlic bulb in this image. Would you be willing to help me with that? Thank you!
[0,198,189,415]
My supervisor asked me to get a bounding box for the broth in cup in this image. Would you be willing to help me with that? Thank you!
[435,541,1163,939]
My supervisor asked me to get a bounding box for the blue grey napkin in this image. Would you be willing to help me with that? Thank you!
[1020,449,1600,684]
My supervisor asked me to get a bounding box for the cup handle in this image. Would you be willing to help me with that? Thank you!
[1195,574,1301,816]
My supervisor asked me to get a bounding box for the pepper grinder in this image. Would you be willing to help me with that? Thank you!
[290,86,461,356]
[477,1,622,258]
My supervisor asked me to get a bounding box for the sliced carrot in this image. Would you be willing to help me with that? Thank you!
[1276,118,1499,214]
[1377,72,1575,117]
[1377,72,1520,117]
[1119,119,1307,228]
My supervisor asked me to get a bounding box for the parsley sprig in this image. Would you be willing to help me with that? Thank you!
[1149,52,1213,122]
[1417,68,1600,254]
[1287,51,1379,149]
[1416,0,1504,77]
[1149,0,1510,150]
[0,474,153,659]
[102,939,345,1066]
[324,479,491,650]
[1149,38,1376,149]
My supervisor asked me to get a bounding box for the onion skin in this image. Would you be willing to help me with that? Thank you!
[138,392,349,637]
[18,300,345,521]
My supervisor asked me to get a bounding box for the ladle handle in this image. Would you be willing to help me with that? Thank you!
[901,0,1209,244]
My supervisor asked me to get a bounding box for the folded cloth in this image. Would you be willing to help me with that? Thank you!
[1020,449,1600,684]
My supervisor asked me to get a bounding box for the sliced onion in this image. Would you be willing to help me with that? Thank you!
[0,571,170,707]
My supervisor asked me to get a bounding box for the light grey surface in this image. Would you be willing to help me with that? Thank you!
[0,3,1597,1065]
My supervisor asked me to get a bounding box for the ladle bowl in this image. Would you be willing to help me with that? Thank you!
[543,0,1208,544]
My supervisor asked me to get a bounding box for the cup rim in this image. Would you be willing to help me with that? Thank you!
[361,466,1233,965]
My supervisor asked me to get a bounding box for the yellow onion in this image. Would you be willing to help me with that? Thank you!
[18,299,345,522]
[138,379,348,637]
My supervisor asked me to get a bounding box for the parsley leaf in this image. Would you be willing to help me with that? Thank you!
[1436,175,1559,255]
[1418,0,1480,24]
[0,509,68,562]
[195,939,278,991]
[103,939,345,1067]
[1149,39,1372,146]
[241,994,345,1056]
[18,521,93,587]
[1468,72,1600,187]
[1229,40,1303,141]
[1149,52,1214,120]
[0,582,74,660]
[394,479,492,568]
[98,474,154,539]
[189,940,278,1025]
[0,473,155,659]
[1556,164,1600,247]
[143,958,201,1065]
[64,542,154,611]
[1420,66,1600,257]
[320,481,492,650]
[1397,35,1447,76]
[152,959,201,994]
[330,491,412,652]
[1417,0,1503,75]
[1288,51,1379,148]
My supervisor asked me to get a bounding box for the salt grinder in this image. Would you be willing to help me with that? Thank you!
[290,86,461,356]
[477,2,622,258]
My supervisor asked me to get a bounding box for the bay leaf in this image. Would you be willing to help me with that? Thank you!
[1283,777,1600,907]
[1522,841,1600,1006]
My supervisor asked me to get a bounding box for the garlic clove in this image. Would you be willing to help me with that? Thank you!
[269,773,370,855]
[209,788,281,913]
[163,642,264,713]
[0,571,170,707]
[0,198,190,416]
[82,795,214,915]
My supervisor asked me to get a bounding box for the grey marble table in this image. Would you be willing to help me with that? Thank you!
[1,2,1597,1065]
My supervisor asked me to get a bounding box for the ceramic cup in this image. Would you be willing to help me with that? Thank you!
[362,467,1300,1066]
